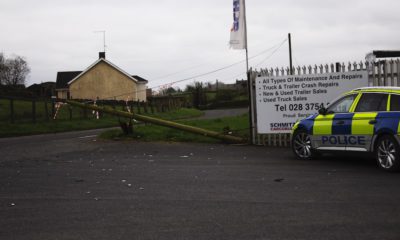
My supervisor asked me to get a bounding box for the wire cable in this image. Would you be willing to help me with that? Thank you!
[219,38,288,82]
[254,39,287,68]
[150,63,207,81]
[69,38,288,103]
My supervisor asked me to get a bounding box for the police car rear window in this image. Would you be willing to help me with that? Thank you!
[390,94,400,111]
[355,93,387,112]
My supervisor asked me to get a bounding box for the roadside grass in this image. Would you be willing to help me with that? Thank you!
[144,108,203,120]
[0,118,118,138]
[0,106,203,138]
[99,113,250,143]
[0,99,84,122]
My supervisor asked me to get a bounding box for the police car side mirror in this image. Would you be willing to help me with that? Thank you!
[318,107,327,115]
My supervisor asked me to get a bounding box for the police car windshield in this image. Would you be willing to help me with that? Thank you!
[326,94,356,114]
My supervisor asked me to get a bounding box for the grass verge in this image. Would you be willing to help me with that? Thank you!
[99,113,249,144]
[0,108,203,138]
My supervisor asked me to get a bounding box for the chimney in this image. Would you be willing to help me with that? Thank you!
[99,52,106,59]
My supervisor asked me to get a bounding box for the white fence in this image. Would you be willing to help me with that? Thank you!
[249,59,400,146]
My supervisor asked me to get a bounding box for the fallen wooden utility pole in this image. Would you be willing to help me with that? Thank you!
[66,100,245,144]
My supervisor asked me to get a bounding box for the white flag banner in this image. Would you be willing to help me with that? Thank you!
[229,0,246,49]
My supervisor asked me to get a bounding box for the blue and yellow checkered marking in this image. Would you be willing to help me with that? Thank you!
[313,114,334,135]
[333,113,354,135]
[308,112,400,136]
[351,113,377,135]
[375,112,400,135]
[295,89,400,137]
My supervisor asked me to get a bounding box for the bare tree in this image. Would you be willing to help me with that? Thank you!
[0,53,5,85]
[0,53,30,86]
[185,81,207,108]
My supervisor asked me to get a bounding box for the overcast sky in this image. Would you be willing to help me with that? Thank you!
[1,0,399,90]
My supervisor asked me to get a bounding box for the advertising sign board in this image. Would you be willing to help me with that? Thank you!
[255,71,369,134]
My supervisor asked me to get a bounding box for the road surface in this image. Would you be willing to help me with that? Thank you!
[1,130,400,240]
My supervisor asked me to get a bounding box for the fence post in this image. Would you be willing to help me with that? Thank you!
[384,60,388,86]
[44,99,49,121]
[51,98,55,118]
[143,101,148,113]
[397,59,400,86]
[69,105,73,120]
[130,101,134,113]
[155,100,160,112]
[98,100,104,118]
[10,99,14,123]
[83,107,88,119]
[377,62,382,86]
[390,60,395,86]
[32,100,36,123]
[137,101,141,114]
[150,100,154,114]
[368,62,372,85]
[161,102,165,112]
[249,70,256,145]
[372,63,378,86]
[168,97,172,111]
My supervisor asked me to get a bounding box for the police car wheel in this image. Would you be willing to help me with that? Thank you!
[376,135,400,172]
[292,130,315,160]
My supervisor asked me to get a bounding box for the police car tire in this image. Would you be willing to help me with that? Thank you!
[291,130,317,160]
[375,135,400,172]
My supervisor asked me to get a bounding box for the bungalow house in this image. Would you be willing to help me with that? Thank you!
[55,52,148,101]
[27,82,56,98]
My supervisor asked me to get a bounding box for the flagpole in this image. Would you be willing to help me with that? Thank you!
[230,0,253,144]
[242,0,254,144]
[243,0,249,73]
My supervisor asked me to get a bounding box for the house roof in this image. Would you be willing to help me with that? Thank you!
[56,71,82,89]
[56,58,149,89]
[132,75,149,83]
[28,82,56,89]
[67,58,147,85]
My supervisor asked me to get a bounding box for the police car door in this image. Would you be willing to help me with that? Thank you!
[351,92,388,151]
[313,94,357,150]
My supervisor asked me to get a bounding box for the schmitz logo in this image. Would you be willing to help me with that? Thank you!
[270,122,296,131]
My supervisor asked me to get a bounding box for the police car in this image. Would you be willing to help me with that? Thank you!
[291,87,400,171]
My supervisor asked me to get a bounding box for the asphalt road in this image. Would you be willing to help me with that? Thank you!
[1,130,400,240]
